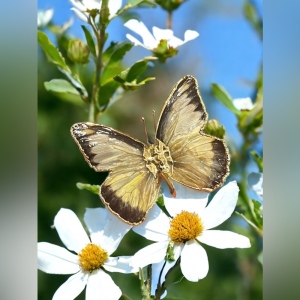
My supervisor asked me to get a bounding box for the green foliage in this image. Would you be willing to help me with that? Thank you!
[38,30,71,72]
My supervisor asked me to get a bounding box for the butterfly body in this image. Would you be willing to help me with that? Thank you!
[71,75,230,225]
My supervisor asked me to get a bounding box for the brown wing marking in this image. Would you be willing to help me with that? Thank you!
[100,164,160,225]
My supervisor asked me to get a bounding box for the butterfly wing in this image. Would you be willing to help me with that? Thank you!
[156,75,230,192]
[71,122,160,225]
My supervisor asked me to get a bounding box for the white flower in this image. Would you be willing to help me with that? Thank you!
[38,208,135,300]
[124,19,199,50]
[37,8,54,27]
[69,0,122,23]
[248,172,263,201]
[130,181,250,286]
[233,97,254,111]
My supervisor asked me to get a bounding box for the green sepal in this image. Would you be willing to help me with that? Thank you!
[152,39,178,62]
[81,25,97,57]
[211,83,241,116]
[76,182,100,195]
[238,90,263,135]
[38,30,71,73]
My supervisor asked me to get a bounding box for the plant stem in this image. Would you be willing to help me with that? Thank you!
[167,11,172,29]
[89,0,109,122]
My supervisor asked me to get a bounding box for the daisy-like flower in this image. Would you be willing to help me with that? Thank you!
[232,97,254,111]
[124,19,199,61]
[69,0,122,23]
[130,181,250,286]
[38,208,135,300]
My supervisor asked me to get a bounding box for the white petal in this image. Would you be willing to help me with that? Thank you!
[70,8,89,23]
[54,208,90,253]
[163,182,209,217]
[88,0,101,10]
[183,30,199,43]
[180,241,209,281]
[69,0,86,11]
[108,0,122,18]
[198,230,251,249]
[152,27,174,42]
[104,256,138,273]
[248,172,263,199]
[233,97,254,110]
[130,241,169,269]
[125,34,149,48]
[167,35,184,48]
[124,19,157,49]
[84,207,106,243]
[97,212,132,255]
[38,242,79,274]
[84,208,107,232]
[53,271,88,300]
[133,204,169,242]
[86,269,121,300]
[201,181,239,230]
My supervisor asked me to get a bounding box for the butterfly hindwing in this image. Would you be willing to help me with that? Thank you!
[156,75,230,192]
[70,123,159,225]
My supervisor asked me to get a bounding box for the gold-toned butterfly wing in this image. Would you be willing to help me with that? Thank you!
[71,123,160,225]
[156,75,230,192]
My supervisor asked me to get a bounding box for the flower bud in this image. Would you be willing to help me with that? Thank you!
[67,39,90,64]
[204,119,226,139]
[155,0,186,11]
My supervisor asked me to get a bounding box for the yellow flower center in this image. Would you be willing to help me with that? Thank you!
[78,243,108,272]
[168,211,204,243]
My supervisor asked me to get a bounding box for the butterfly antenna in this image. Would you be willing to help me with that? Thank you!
[152,110,157,132]
[141,117,150,144]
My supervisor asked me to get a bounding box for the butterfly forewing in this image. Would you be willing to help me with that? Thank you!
[156,75,230,192]
[71,123,159,225]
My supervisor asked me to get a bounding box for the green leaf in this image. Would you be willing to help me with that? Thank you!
[44,79,84,106]
[38,30,71,72]
[211,83,241,115]
[45,79,80,94]
[243,1,262,39]
[101,42,133,84]
[113,57,156,90]
[76,183,100,195]
[127,60,148,82]
[81,25,97,57]
[98,80,120,107]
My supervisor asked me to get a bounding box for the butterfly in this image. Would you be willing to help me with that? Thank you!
[70,75,230,225]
